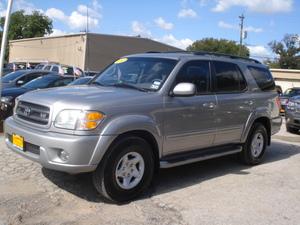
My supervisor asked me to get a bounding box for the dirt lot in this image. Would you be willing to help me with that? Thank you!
[0,122,299,225]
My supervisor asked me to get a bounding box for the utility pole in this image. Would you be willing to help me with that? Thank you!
[239,14,245,56]
[0,0,13,98]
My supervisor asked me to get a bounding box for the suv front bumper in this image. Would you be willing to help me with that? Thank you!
[4,117,101,174]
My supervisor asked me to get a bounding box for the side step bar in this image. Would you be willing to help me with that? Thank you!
[160,145,242,168]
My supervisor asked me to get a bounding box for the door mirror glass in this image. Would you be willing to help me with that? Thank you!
[172,83,196,97]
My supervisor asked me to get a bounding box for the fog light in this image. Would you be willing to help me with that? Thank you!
[59,150,69,161]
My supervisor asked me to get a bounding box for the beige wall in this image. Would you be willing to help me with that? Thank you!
[9,34,86,69]
[85,33,179,71]
[270,69,300,92]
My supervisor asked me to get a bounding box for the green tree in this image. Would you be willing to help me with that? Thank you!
[268,34,300,69]
[187,38,250,57]
[0,10,53,40]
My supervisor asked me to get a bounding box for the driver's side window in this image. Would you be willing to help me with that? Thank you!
[175,60,210,94]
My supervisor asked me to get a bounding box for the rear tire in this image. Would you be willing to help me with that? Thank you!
[240,123,268,165]
[92,136,154,203]
[286,126,299,134]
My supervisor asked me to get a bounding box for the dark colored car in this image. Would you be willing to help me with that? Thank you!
[1,70,53,89]
[0,75,75,120]
[68,76,93,85]
[279,87,300,114]
[285,95,300,134]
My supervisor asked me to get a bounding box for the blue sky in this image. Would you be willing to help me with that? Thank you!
[0,0,299,59]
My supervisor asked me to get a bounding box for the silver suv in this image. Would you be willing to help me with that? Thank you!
[4,52,282,202]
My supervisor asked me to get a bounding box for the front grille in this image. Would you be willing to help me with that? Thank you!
[16,101,50,125]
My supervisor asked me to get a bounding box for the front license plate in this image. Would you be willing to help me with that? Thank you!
[12,134,24,150]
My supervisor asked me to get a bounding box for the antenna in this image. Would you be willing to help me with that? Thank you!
[239,14,245,56]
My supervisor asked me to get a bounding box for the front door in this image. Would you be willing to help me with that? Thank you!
[163,60,217,155]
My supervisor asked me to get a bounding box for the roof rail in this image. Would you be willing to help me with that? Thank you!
[145,50,261,64]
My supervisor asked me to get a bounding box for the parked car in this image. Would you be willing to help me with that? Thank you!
[4,52,282,203]
[35,63,85,77]
[0,74,75,121]
[285,95,300,134]
[1,70,53,89]
[68,76,93,85]
[279,87,300,114]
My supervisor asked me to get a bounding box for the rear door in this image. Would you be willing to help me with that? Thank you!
[163,60,217,154]
[212,61,252,145]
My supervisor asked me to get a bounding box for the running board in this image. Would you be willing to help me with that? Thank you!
[160,145,242,168]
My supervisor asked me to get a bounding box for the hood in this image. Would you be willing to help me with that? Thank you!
[290,96,300,103]
[1,82,15,89]
[1,87,29,98]
[18,85,153,110]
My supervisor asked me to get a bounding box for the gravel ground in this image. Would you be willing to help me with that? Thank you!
[0,123,299,225]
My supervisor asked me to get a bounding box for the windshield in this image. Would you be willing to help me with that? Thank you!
[2,71,26,82]
[23,75,59,89]
[92,57,177,91]
[283,88,300,97]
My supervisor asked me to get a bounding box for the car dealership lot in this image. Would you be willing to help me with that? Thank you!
[0,123,299,225]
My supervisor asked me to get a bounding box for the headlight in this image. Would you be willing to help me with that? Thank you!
[287,101,295,111]
[54,110,105,130]
[1,96,14,104]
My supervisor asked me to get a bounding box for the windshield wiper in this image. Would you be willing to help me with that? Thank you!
[111,83,148,92]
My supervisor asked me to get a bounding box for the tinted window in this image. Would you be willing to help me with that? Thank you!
[23,75,60,89]
[52,66,59,73]
[44,65,51,71]
[175,61,210,94]
[248,66,275,91]
[53,78,74,87]
[214,61,247,93]
[283,88,300,97]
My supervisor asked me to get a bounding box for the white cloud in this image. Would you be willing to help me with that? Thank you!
[45,0,102,31]
[47,29,68,37]
[157,34,193,50]
[218,20,263,33]
[218,21,237,29]
[154,17,174,30]
[45,8,66,21]
[178,8,197,18]
[0,0,43,16]
[212,0,293,13]
[247,45,272,58]
[131,21,152,38]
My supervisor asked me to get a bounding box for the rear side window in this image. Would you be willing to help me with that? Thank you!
[248,66,275,91]
[213,61,247,93]
[44,65,51,71]
[52,66,59,73]
[175,60,210,94]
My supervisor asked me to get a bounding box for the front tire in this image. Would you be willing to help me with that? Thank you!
[240,123,268,165]
[92,136,154,203]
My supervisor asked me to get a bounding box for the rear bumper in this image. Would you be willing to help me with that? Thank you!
[4,117,99,174]
[271,116,282,135]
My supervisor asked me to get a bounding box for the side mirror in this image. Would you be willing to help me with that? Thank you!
[172,83,196,97]
[16,80,24,85]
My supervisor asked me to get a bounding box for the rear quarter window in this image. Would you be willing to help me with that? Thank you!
[248,66,275,91]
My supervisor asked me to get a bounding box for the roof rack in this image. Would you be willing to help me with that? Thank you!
[145,50,261,64]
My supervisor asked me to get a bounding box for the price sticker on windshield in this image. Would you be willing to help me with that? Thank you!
[115,58,128,64]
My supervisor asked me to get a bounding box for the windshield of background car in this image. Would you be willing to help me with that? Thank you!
[283,89,300,97]
[23,75,59,89]
[2,71,26,82]
[92,57,178,91]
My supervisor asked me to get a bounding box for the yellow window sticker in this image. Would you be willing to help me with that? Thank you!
[115,58,128,64]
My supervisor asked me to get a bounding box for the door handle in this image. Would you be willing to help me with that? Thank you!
[203,102,216,109]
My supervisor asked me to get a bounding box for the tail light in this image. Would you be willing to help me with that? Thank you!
[275,96,281,109]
